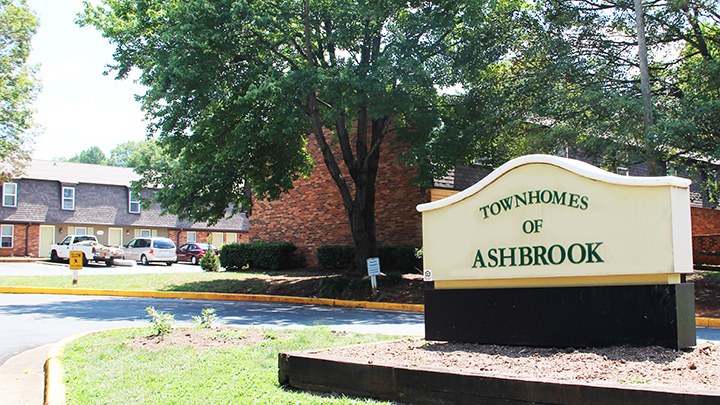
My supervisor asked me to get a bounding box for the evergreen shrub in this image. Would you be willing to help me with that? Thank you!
[220,242,296,270]
[317,245,421,273]
[199,249,220,271]
[316,245,355,268]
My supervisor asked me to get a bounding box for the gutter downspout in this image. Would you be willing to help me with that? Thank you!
[25,223,30,257]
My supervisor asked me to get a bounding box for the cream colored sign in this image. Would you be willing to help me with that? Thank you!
[417,155,693,289]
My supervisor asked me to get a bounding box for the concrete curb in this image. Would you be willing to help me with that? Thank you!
[44,329,129,405]
[696,317,720,328]
[0,286,425,312]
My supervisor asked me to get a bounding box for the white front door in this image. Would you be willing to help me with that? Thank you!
[39,225,55,257]
[109,228,123,247]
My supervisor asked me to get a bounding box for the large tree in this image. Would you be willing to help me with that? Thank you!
[0,0,39,180]
[489,0,720,180]
[67,145,107,165]
[107,140,167,168]
[79,0,522,271]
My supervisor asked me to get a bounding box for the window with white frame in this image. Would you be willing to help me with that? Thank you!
[62,186,75,210]
[140,229,151,238]
[1,225,13,248]
[187,231,196,243]
[3,183,17,207]
[74,227,87,236]
[129,190,140,213]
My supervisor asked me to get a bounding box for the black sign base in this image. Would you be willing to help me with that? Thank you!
[425,283,695,349]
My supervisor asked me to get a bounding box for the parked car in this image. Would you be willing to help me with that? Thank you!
[123,237,177,266]
[50,235,123,266]
[176,243,219,265]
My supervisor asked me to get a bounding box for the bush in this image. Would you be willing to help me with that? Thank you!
[316,245,421,273]
[220,242,297,270]
[316,245,355,268]
[199,249,220,271]
[378,246,422,274]
[318,275,372,300]
[145,306,175,336]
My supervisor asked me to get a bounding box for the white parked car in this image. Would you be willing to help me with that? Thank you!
[123,237,177,266]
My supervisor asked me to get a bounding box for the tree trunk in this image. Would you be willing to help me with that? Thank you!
[305,93,387,275]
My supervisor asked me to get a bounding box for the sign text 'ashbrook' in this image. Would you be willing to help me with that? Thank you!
[472,242,604,268]
[479,190,589,219]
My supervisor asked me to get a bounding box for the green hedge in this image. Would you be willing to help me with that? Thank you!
[378,246,421,273]
[316,245,421,273]
[219,242,297,270]
[316,245,355,268]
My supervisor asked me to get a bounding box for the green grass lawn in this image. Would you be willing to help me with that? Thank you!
[0,271,311,294]
[60,326,397,405]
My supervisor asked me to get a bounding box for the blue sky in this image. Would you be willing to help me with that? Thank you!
[27,0,148,160]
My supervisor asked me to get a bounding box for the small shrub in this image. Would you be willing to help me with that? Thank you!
[145,306,175,336]
[199,249,220,272]
[192,308,220,329]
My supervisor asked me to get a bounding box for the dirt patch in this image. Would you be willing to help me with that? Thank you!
[125,327,292,351]
[124,327,720,393]
[208,270,427,304]
[220,270,719,315]
[321,339,720,392]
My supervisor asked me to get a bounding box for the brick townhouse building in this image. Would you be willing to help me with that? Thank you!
[0,160,248,258]
[249,128,429,267]
[248,132,720,267]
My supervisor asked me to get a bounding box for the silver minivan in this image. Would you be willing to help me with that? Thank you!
[123,237,177,266]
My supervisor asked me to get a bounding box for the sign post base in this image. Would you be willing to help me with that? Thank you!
[425,283,696,350]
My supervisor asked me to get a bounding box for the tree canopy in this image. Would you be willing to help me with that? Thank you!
[0,0,39,180]
[78,0,720,270]
[486,0,720,182]
[62,140,167,168]
[79,0,524,270]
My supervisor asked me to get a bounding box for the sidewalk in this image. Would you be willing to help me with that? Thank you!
[0,344,53,405]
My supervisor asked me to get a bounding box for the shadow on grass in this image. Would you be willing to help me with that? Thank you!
[161,276,325,297]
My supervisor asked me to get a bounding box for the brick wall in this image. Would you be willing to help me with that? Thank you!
[691,207,720,265]
[249,128,428,267]
[0,224,38,257]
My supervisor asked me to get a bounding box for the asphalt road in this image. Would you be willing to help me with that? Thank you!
[1,262,719,366]
[0,293,426,365]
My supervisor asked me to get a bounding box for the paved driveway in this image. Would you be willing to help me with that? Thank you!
[0,293,425,365]
[0,260,206,276]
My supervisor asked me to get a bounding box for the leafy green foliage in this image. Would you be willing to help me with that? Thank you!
[0,0,40,180]
[107,140,167,168]
[199,249,220,272]
[77,0,525,271]
[487,0,720,182]
[317,245,420,273]
[219,242,296,271]
[67,146,107,165]
[316,245,355,269]
[318,275,372,300]
[379,246,421,274]
[192,308,219,329]
[145,306,175,336]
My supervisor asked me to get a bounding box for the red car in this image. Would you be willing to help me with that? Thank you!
[176,243,219,265]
